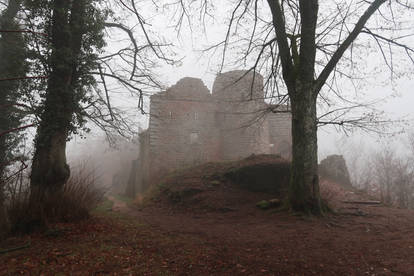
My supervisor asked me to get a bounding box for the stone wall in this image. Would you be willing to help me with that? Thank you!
[319,154,351,187]
[134,71,292,193]
[147,78,220,175]
[213,71,270,160]
[267,110,292,160]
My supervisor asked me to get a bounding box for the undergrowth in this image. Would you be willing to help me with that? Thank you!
[6,163,106,234]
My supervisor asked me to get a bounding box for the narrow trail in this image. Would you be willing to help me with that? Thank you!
[106,195,129,212]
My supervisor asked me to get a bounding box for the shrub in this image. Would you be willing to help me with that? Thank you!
[319,178,351,211]
[7,163,106,234]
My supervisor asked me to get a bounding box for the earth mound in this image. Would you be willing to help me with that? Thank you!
[148,154,290,212]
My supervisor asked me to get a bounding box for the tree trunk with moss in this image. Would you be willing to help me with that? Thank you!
[289,84,320,213]
[289,1,321,213]
[30,0,86,199]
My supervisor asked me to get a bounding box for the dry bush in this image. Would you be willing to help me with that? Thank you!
[319,179,348,207]
[7,163,106,234]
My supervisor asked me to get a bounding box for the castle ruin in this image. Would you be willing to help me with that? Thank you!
[133,70,292,193]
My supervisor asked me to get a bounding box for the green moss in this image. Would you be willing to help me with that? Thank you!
[210,180,221,186]
[256,200,271,209]
[256,198,282,210]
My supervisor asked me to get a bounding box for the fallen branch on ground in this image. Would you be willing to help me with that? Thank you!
[0,241,31,255]
[342,200,381,205]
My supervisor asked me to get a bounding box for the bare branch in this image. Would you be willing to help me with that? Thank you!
[315,0,387,94]
[266,0,294,86]
[0,124,36,138]
[0,76,47,82]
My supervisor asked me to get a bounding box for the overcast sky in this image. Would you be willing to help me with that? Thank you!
[69,0,414,163]
[162,2,412,157]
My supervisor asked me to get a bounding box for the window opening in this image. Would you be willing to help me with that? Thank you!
[190,132,199,144]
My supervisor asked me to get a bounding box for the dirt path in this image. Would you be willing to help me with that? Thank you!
[106,195,128,212]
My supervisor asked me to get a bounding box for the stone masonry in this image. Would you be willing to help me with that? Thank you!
[135,70,292,192]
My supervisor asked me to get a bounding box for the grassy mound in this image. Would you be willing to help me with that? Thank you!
[145,154,291,212]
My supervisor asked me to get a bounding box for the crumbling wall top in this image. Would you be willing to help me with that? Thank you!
[154,77,211,100]
[212,70,264,101]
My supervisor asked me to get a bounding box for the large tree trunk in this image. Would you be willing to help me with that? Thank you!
[31,132,71,198]
[287,0,321,214]
[30,0,85,199]
[288,82,321,214]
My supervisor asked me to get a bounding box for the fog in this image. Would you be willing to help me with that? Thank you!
[67,136,138,189]
[66,1,414,193]
[3,1,414,273]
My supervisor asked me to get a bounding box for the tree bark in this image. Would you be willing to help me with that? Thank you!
[286,0,321,213]
[288,82,321,213]
[30,0,86,199]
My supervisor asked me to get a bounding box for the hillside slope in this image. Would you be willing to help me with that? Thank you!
[149,154,291,212]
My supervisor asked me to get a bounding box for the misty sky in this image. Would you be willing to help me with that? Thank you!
[69,1,414,165]
[157,1,414,156]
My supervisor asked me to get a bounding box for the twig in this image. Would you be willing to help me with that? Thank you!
[0,241,31,255]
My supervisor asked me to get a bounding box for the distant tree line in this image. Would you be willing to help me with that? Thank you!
[341,133,414,209]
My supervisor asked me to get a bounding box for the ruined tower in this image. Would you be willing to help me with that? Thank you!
[146,77,219,175]
[212,70,271,160]
[133,70,292,193]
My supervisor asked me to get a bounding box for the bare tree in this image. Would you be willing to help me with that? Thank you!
[393,158,413,208]
[167,0,414,213]
[370,142,414,208]
[24,0,176,202]
[373,146,395,204]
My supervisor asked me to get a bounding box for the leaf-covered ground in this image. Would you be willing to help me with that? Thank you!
[1,193,414,275]
[2,156,414,275]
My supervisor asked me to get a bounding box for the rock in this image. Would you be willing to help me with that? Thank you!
[224,162,290,194]
[319,154,351,187]
[256,198,282,210]
[269,198,282,206]
[166,188,203,203]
